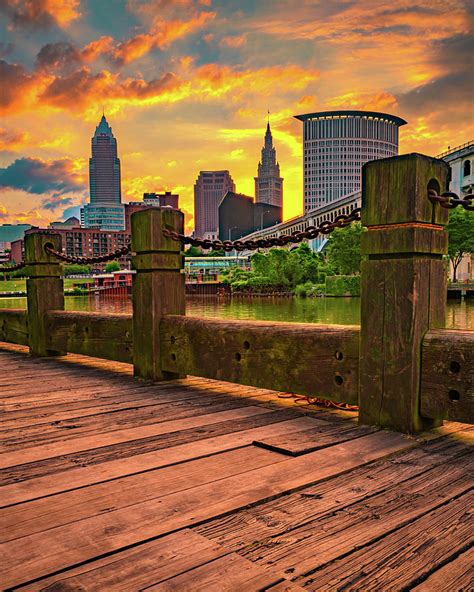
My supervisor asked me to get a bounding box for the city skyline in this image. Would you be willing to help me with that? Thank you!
[0,0,472,232]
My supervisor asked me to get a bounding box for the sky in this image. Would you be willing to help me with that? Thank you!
[0,0,473,232]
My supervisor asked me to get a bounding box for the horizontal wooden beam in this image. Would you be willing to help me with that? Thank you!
[160,316,360,405]
[0,309,29,346]
[421,329,473,423]
[47,311,133,363]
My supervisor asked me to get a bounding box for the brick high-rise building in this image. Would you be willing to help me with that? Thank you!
[81,114,125,231]
[255,121,283,208]
[194,171,235,238]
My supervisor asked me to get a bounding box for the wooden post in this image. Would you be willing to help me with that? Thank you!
[25,232,64,356]
[131,208,185,381]
[359,153,449,433]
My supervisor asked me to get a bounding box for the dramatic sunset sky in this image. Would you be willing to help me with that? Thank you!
[0,0,472,231]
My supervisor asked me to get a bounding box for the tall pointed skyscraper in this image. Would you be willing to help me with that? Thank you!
[81,114,125,231]
[254,120,283,208]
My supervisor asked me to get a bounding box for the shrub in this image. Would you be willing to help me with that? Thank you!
[325,275,361,296]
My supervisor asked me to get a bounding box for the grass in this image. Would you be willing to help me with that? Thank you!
[0,278,91,293]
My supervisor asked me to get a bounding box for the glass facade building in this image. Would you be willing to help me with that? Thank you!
[295,110,407,212]
[81,114,125,230]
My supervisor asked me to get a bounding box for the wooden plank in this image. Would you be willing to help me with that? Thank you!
[20,530,229,592]
[47,311,133,363]
[421,329,474,423]
[254,424,378,456]
[0,446,286,542]
[0,406,273,469]
[265,581,306,592]
[411,547,474,591]
[146,553,281,591]
[0,431,414,588]
[160,315,360,405]
[195,435,472,551]
[237,455,472,578]
[300,491,473,591]
[0,397,256,452]
[0,309,29,346]
[1,415,317,506]
[0,408,299,487]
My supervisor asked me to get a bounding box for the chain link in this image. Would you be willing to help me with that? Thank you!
[163,208,362,251]
[428,189,474,211]
[44,244,131,265]
[0,261,26,273]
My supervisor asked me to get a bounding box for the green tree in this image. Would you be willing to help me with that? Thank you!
[63,264,92,276]
[184,246,203,257]
[105,261,121,273]
[325,222,364,275]
[446,209,474,282]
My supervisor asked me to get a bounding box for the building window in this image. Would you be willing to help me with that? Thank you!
[463,160,471,177]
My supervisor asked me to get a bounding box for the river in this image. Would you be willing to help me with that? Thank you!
[0,295,472,330]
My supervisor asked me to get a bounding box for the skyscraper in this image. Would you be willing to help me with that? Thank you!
[81,114,125,231]
[193,171,235,238]
[295,110,407,213]
[254,121,283,208]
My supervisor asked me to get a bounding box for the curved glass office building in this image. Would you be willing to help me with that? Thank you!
[295,110,407,212]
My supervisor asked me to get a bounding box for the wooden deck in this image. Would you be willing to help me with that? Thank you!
[0,344,472,591]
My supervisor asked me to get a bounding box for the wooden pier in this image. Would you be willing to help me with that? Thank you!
[0,154,473,590]
[0,344,472,590]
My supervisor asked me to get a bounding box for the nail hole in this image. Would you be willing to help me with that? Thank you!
[449,361,461,373]
[84,326,89,333]
[171,353,176,361]
[335,350,343,361]
[235,352,241,361]
[448,390,460,401]
[243,340,250,350]
[170,336,176,344]
[334,375,343,386]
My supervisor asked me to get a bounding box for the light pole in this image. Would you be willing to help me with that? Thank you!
[260,210,270,230]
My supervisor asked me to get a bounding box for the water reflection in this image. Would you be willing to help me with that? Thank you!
[1,294,472,330]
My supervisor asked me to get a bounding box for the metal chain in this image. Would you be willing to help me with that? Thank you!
[428,189,474,211]
[0,262,26,273]
[44,244,131,265]
[163,208,362,251]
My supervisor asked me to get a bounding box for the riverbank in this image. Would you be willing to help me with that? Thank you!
[0,294,472,330]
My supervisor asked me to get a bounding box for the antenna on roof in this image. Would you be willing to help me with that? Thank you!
[267,109,270,124]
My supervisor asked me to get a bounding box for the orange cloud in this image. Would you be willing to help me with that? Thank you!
[112,11,215,64]
[0,0,81,29]
[326,91,398,111]
[0,128,29,151]
[219,35,246,48]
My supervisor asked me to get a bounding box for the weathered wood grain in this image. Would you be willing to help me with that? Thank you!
[22,530,229,592]
[0,431,413,588]
[46,311,133,363]
[146,553,282,591]
[0,409,297,486]
[0,309,28,346]
[24,232,64,356]
[421,329,474,423]
[161,315,360,405]
[132,208,185,381]
[254,423,378,456]
[195,435,472,552]
[359,153,449,433]
[0,415,317,506]
[300,490,473,591]
[0,406,272,469]
[411,547,474,592]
